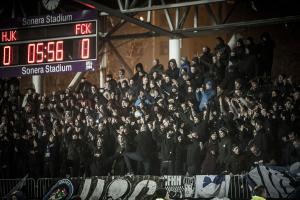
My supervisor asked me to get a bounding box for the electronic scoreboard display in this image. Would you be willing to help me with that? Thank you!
[0,10,97,77]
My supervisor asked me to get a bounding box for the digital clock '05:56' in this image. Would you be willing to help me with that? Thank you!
[2,38,90,65]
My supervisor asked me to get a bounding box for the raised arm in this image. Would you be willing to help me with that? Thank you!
[224,97,238,119]
[219,96,226,115]
[239,97,254,109]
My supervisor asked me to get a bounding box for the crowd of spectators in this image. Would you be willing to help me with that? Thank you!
[0,33,299,179]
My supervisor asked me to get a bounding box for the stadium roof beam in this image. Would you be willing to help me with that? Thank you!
[117,0,124,11]
[110,31,160,40]
[205,4,219,24]
[120,0,225,13]
[222,0,238,24]
[74,0,179,38]
[218,2,223,24]
[110,15,300,40]
[177,15,300,36]
[130,0,139,9]
[178,6,191,29]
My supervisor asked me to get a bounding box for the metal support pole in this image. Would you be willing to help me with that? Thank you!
[194,6,199,29]
[130,0,139,8]
[175,7,179,30]
[124,0,129,9]
[169,38,181,67]
[161,0,174,31]
[117,0,124,10]
[147,0,152,23]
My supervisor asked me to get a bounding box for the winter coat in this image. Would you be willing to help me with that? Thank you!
[201,139,218,174]
[166,67,180,80]
[217,136,232,166]
[175,141,187,174]
[186,140,202,167]
[67,140,81,161]
[135,131,155,160]
[227,153,247,174]
[253,129,269,154]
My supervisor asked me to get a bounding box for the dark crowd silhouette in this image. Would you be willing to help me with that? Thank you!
[0,33,299,179]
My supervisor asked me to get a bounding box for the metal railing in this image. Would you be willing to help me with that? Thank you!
[0,178,35,199]
[35,178,60,199]
[228,175,251,199]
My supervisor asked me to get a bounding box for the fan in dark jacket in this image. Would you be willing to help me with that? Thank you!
[76,77,92,98]
[199,46,213,79]
[174,134,187,175]
[186,132,203,176]
[257,32,275,77]
[226,145,247,174]
[154,129,176,175]
[0,132,11,179]
[149,59,164,75]
[123,124,155,175]
[166,59,180,80]
[132,63,147,87]
[27,131,43,178]
[66,134,81,177]
[12,132,29,178]
[216,127,232,173]
[252,119,269,157]
[201,132,218,174]
[43,134,60,178]
[280,131,300,166]
[90,138,106,176]
[214,37,231,67]
[111,127,136,175]
[247,144,271,170]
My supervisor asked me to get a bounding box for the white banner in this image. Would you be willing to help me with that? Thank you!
[194,175,230,198]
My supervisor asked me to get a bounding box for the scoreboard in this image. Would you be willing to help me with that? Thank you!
[0,10,98,77]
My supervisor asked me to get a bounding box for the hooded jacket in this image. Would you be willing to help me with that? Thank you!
[196,82,216,111]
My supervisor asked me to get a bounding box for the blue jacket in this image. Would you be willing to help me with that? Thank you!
[134,95,154,107]
[180,62,191,75]
[196,89,216,111]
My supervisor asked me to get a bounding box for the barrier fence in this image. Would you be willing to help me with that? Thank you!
[0,178,35,199]
[0,175,251,199]
[36,178,60,199]
[228,175,251,199]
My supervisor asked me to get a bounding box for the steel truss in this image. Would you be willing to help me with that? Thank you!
[75,0,300,41]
